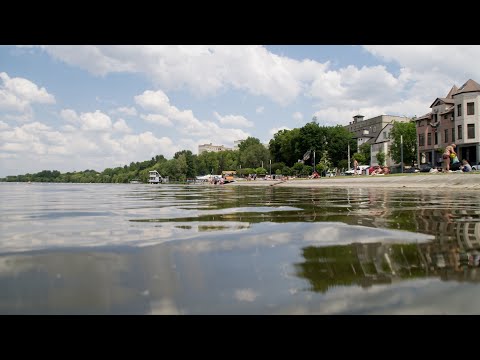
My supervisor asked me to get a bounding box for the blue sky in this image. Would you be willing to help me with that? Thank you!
[1,45,479,177]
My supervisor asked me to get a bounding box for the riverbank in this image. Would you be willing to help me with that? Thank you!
[226,173,480,190]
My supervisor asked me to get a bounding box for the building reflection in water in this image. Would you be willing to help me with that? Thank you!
[295,222,480,294]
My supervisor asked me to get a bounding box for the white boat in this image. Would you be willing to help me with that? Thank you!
[195,174,221,182]
[130,179,142,184]
[148,170,169,184]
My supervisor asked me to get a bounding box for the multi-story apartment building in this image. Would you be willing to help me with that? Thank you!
[198,143,232,154]
[416,79,480,167]
[233,139,245,150]
[344,114,411,166]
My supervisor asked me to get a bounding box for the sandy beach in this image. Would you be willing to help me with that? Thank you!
[225,173,480,190]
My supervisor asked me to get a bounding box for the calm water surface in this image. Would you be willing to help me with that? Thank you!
[1,182,479,314]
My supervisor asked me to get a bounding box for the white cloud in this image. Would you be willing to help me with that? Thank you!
[140,114,173,127]
[60,108,79,123]
[256,106,264,114]
[31,45,325,105]
[292,111,303,121]
[113,118,132,133]
[213,111,253,128]
[0,72,55,104]
[24,45,480,127]
[269,126,291,137]
[135,89,250,146]
[79,110,112,131]
[110,106,137,117]
[0,72,54,122]
[0,119,179,176]
[0,121,9,130]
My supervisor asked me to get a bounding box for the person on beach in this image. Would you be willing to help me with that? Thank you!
[461,159,472,172]
[443,143,456,172]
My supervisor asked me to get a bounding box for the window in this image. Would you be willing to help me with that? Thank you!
[373,125,376,133]
[383,132,387,139]
[458,125,462,140]
[444,114,448,119]
[419,134,425,146]
[452,128,455,142]
[444,129,448,143]
[427,133,432,145]
[434,131,438,145]
[467,102,475,115]
[468,124,475,139]
[458,104,462,117]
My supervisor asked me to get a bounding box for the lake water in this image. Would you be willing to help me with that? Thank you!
[1,182,480,314]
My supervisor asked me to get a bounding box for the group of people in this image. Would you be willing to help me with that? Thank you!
[353,159,390,176]
[442,143,472,172]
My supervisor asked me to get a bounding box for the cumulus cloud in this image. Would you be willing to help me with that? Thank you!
[79,110,112,131]
[60,108,79,123]
[113,118,132,133]
[140,114,173,127]
[30,45,320,105]
[135,89,250,146]
[256,106,264,114]
[110,106,137,117]
[213,111,253,128]
[0,72,55,121]
[23,45,480,126]
[0,120,178,176]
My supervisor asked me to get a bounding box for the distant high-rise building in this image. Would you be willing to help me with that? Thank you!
[198,143,232,154]
[233,139,245,150]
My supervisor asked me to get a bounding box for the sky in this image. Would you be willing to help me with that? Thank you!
[1,45,480,177]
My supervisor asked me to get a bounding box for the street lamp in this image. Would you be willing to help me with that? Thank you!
[269,159,272,175]
[401,134,404,173]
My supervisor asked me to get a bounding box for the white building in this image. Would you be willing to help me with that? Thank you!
[198,143,232,154]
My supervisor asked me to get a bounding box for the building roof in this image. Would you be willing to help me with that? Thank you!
[416,112,432,121]
[430,97,454,108]
[439,106,454,115]
[454,79,480,95]
[446,85,458,99]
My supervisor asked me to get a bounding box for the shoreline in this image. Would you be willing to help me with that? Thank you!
[225,173,480,190]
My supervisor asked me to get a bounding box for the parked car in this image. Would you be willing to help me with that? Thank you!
[472,163,479,171]
[344,165,369,175]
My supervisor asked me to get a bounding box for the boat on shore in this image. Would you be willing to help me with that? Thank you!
[148,170,169,184]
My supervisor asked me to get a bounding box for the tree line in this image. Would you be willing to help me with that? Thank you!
[0,121,417,183]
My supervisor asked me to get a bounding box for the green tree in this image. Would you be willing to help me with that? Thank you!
[238,137,269,169]
[376,150,386,166]
[174,150,196,178]
[269,128,302,166]
[352,152,366,165]
[388,121,417,166]
[325,126,356,167]
[358,143,371,165]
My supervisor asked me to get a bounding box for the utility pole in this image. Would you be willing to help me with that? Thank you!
[348,143,351,171]
[313,150,316,173]
[269,159,272,175]
[401,134,404,173]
